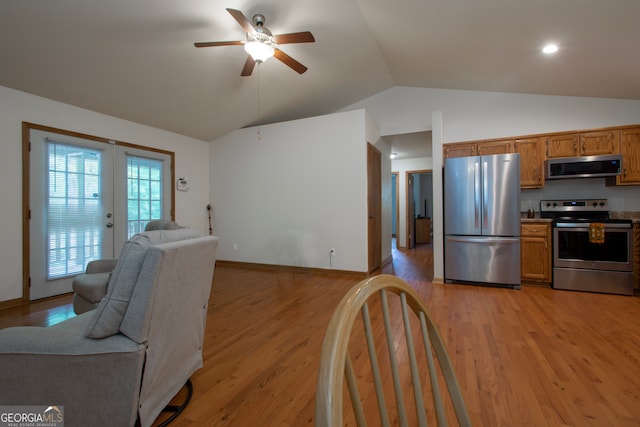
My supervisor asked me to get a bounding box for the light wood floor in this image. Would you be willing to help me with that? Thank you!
[2,243,640,426]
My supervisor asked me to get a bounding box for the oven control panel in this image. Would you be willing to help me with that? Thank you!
[540,198,608,213]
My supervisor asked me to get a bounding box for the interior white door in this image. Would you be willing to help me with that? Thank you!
[29,129,114,300]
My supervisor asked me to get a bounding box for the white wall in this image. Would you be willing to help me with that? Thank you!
[343,86,640,280]
[210,109,374,272]
[0,85,211,302]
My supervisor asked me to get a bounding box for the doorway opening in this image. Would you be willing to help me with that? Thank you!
[406,170,433,249]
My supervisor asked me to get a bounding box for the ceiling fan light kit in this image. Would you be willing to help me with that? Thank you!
[244,41,274,62]
[194,8,315,76]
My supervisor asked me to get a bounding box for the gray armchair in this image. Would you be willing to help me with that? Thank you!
[0,228,219,427]
[72,219,182,314]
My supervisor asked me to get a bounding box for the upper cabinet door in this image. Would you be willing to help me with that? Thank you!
[547,134,579,158]
[618,127,640,185]
[443,142,476,158]
[477,141,513,156]
[548,131,619,158]
[514,137,544,189]
[580,130,619,156]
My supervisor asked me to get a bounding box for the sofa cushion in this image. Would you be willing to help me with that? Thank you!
[84,234,152,338]
[84,228,204,339]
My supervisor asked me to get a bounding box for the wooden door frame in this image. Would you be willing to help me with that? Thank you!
[367,143,382,273]
[406,172,415,249]
[392,171,399,249]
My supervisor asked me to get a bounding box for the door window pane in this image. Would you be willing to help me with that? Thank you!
[127,156,163,237]
[47,143,103,279]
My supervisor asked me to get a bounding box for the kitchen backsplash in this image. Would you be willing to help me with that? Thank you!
[610,211,640,219]
[521,177,640,213]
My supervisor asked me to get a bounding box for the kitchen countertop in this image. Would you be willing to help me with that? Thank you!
[520,213,553,223]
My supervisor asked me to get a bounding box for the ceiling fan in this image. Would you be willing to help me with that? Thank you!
[194,8,315,76]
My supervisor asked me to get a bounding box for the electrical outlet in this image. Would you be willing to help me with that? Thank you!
[233,243,238,251]
[330,248,336,256]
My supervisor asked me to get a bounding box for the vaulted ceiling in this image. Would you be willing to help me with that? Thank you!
[1,0,638,143]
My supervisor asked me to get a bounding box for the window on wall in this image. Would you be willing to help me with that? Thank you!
[126,155,164,238]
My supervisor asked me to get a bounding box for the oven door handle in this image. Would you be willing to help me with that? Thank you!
[554,222,632,229]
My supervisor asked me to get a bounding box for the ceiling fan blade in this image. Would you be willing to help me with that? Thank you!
[241,55,257,76]
[194,41,244,48]
[226,8,256,34]
[273,31,315,44]
[273,49,308,74]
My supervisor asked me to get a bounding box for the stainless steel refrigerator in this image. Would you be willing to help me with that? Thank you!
[444,153,521,288]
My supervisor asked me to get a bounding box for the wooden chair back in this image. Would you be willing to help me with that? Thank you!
[315,274,472,426]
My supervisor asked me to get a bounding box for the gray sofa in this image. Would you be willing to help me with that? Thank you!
[0,228,219,427]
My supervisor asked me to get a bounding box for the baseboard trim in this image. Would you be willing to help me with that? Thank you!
[0,297,25,311]
[215,260,368,277]
[0,292,75,312]
[381,255,393,268]
[432,276,444,284]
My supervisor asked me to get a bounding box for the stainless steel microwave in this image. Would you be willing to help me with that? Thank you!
[544,154,622,180]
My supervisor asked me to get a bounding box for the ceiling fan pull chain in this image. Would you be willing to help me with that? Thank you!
[257,63,262,142]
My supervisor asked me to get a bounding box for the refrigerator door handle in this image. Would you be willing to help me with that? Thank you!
[446,236,520,244]
[483,161,489,229]
[474,161,480,228]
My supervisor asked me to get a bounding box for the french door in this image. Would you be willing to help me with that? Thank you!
[28,126,172,300]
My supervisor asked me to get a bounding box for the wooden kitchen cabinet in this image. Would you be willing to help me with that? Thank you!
[477,140,513,156]
[521,222,552,285]
[443,124,640,190]
[546,133,580,158]
[443,140,513,158]
[581,130,619,156]
[443,138,539,188]
[514,137,544,189]
[547,130,619,158]
[415,217,431,244]
[443,142,476,158]
[614,127,640,185]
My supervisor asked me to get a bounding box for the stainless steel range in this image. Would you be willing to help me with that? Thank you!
[540,199,634,295]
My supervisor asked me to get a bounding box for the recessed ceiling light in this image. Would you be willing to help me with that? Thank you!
[542,44,558,54]
[390,152,397,159]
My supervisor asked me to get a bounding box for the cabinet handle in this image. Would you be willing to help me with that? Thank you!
[573,142,577,154]
[582,143,586,152]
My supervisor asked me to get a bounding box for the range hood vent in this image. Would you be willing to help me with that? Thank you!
[545,154,622,180]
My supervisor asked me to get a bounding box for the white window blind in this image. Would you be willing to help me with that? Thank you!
[47,141,103,279]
